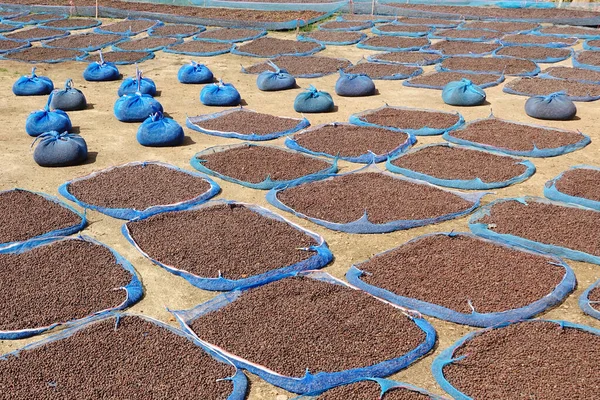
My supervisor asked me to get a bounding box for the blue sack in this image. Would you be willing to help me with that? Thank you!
[442,78,486,106]
[525,91,576,120]
[33,131,88,167]
[50,79,87,111]
[335,70,375,97]
[294,85,334,113]
[12,67,54,96]
[256,62,296,91]
[137,111,184,147]
[200,80,241,106]
[83,51,120,82]
[177,60,214,84]
[118,68,156,96]
[114,93,163,123]
[25,92,72,137]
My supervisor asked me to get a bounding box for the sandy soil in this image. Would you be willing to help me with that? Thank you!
[0,18,599,399]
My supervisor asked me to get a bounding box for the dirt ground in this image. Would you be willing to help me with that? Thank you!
[0,19,599,399]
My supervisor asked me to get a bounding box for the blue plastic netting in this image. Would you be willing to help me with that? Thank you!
[386,143,536,190]
[583,40,600,51]
[366,51,445,66]
[43,18,101,30]
[470,196,600,265]
[345,61,423,80]
[0,188,86,253]
[456,21,539,34]
[199,0,347,13]
[502,76,600,102]
[231,39,325,58]
[346,231,575,328]
[572,50,600,72]
[241,56,353,78]
[59,161,221,220]
[443,115,590,157]
[0,22,21,32]
[190,143,338,190]
[112,37,183,53]
[537,69,600,85]
[41,33,125,52]
[0,311,249,400]
[94,18,162,36]
[429,30,501,42]
[404,71,505,90]
[172,270,437,394]
[493,47,573,63]
[297,31,366,46]
[0,235,143,340]
[579,279,600,321]
[544,165,600,211]
[194,28,266,43]
[123,200,333,291]
[148,23,206,38]
[499,35,577,48]
[372,23,433,37]
[266,165,487,234]
[0,37,29,53]
[431,319,600,400]
[4,12,66,25]
[294,377,446,399]
[435,55,540,76]
[425,41,501,57]
[285,122,416,164]
[187,108,310,141]
[1,47,87,63]
[2,26,69,42]
[350,105,464,136]
[357,37,430,52]
[535,26,600,40]
[318,17,373,31]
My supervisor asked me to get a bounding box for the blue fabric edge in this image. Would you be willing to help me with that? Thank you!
[579,278,600,321]
[544,165,600,211]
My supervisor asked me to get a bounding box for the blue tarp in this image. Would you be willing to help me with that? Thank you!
[544,165,600,211]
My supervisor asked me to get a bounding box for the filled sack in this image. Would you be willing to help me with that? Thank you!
[137,111,184,147]
[83,51,120,82]
[50,79,87,111]
[257,62,296,91]
[118,68,156,96]
[13,67,54,96]
[294,85,334,113]
[114,92,163,122]
[525,91,576,120]
[25,92,72,137]
[335,70,375,97]
[442,78,486,106]
[33,131,88,167]
[178,61,214,84]
[200,80,241,106]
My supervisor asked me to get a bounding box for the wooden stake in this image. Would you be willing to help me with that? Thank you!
[96,0,99,18]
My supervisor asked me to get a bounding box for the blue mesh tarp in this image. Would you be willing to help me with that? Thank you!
[345,61,423,80]
[172,270,437,394]
[284,122,416,164]
[112,37,183,53]
[435,55,540,77]
[318,17,373,31]
[443,115,591,157]
[41,32,125,52]
[535,27,600,40]
[404,71,505,90]
[94,18,162,36]
[241,56,352,78]
[544,165,600,211]
[0,235,143,340]
[371,22,433,37]
[294,377,446,399]
[350,105,464,136]
[164,41,233,56]
[583,40,600,51]
[429,30,502,42]
[579,279,600,321]
[297,31,366,46]
[187,108,310,141]
[425,40,500,57]
[148,23,206,38]
[0,188,86,253]
[1,47,87,63]
[537,68,600,85]
[123,200,334,291]
[199,0,347,13]
[470,196,600,265]
[0,38,29,53]
[432,319,600,400]
[266,166,487,234]
[456,21,539,34]
[2,26,69,42]
[0,22,21,32]
[386,143,536,190]
[190,143,337,190]
[194,28,266,43]
[572,50,600,72]
[231,39,325,58]
[95,51,154,65]
[0,311,249,400]
[493,47,573,63]
[503,77,600,102]
[366,51,445,66]
[42,18,101,30]
[499,35,577,48]
[3,12,66,25]
[0,9,28,20]
[59,161,220,221]
[357,37,430,52]
[346,232,575,328]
